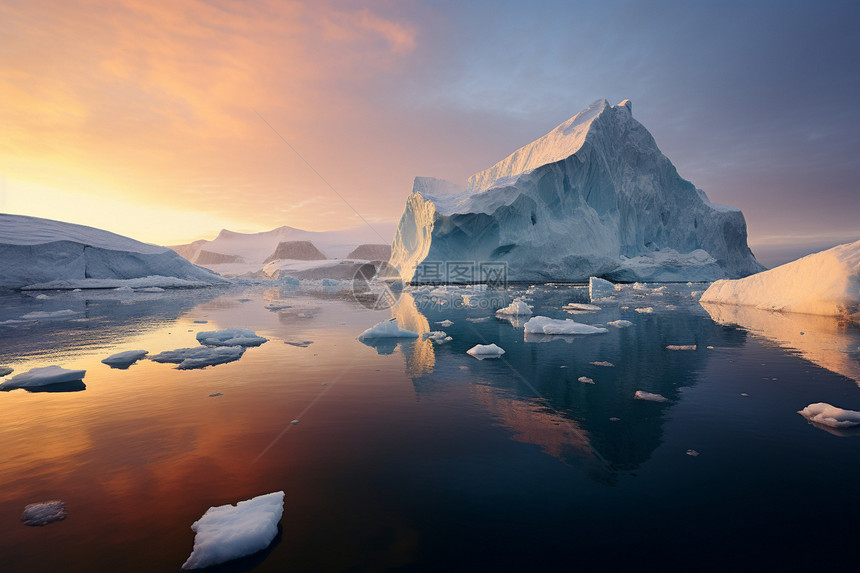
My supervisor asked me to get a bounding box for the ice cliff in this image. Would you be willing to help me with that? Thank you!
[0,214,225,289]
[390,99,764,283]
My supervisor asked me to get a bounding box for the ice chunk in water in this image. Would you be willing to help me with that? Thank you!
[357,319,419,340]
[578,376,594,384]
[466,343,506,358]
[495,298,533,316]
[524,316,608,335]
[101,350,148,368]
[0,366,86,390]
[21,501,66,526]
[197,329,268,347]
[666,345,697,351]
[798,403,860,428]
[634,390,668,402]
[182,491,284,570]
[149,346,245,370]
[607,320,633,328]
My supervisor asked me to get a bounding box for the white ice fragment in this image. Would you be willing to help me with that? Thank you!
[666,345,697,351]
[524,316,608,335]
[495,298,533,316]
[634,390,668,402]
[0,366,86,390]
[589,361,614,367]
[149,346,245,370]
[357,319,419,340]
[182,491,284,570]
[20,309,79,320]
[34,294,50,300]
[423,331,452,344]
[102,350,148,367]
[578,376,594,384]
[609,417,621,422]
[21,501,66,526]
[686,449,700,457]
[634,307,653,313]
[607,320,633,328]
[466,317,490,323]
[466,343,506,358]
[137,286,165,292]
[290,420,299,425]
[563,303,601,312]
[798,403,860,428]
[197,329,268,347]
[437,320,454,327]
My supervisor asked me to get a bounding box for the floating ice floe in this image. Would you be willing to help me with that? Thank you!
[524,316,608,335]
[20,309,79,320]
[0,366,86,390]
[634,390,668,402]
[634,307,653,313]
[437,319,454,327]
[590,361,614,367]
[563,303,601,312]
[284,339,314,348]
[21,501,66,526]
[357,319,420,340]
[466,317,491,323]
[607,320,633,328]
[578,376,594,384]
[666,345,697,351]
[423,331,452,344]
[197,329,268,347]
[686,449,700,457]
[149,346,245,370]
[0,366,12,377]
[101,350,148,368]
[495,298,533,316]
[466,343,506,358]
[798,403,860,428]
[34,294,50,300]
[181,491,284,570]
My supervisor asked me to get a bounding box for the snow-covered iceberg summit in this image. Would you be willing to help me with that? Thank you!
[390,99,764,283]
[0,214,225,289]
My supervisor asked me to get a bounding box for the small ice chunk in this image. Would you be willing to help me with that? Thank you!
[265,302,293,311]
[634,390,668,402]
[466,343,506,358]
[197,329,268,347]
[609,417,621,422]
[666,345,697,351]
[589,361,614,367]
[798,403,860,428]
[193,320,208,324]
[524,316,608,335]
[0,366,13,377]
[21,501,66,526]
[34,294,51,300]
[181,491,284,570]
[466,317,490,323]
[101,350,148,368]
[20,309,79,320]
[706,345,715,349]
[496,298,533,316]
[209,393,223,397]
[1,366,86,390]
[423,331,452,344]
[589,277,615,300]
[686,449,700,457]
[149,346,246,370]
[284,340,313,348]
[607,320,633,328]
[290,419,299,425]
[357,319,419,340]
[137,286,165,292]
[437,319,454,327]
[634,307,653,313]
[114,285,134,292]
[740,393,749,397]
[562,303,601,312]
[578,376,594,384]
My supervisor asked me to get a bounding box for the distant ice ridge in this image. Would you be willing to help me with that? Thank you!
[390,99,763,283]
[0,214,225,290]
[700,239,860,318]
[182,491,284,570]
[0,366,86,390]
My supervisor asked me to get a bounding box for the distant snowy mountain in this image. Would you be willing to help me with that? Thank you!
[0,214,224,289]
[390,99,765,283]
[169,224,394,277]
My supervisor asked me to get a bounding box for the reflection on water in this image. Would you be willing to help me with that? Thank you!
[702,302,860,384]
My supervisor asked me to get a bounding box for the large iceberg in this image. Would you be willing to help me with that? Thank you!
[390,99,764,283]
[0,214,225,290]
[700,239,860,318]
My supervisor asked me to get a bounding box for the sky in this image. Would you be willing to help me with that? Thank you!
[1,0,858,267]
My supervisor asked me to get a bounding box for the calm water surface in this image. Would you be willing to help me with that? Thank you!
[1,283,859,572]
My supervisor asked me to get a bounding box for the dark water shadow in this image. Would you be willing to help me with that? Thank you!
[22,380,86,393]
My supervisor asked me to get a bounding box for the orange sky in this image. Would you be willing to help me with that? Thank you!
[1,0,428,243]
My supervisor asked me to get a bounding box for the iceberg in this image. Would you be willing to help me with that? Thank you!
[466,343,506,358]
[523,316,608,335]
[0,365,86,390]
[495,298,533,316]
[700,239,860,318]
[196,329,268,347]
[390,99,763,283]
[0,214,224,290]
[101,350,149,368]
[589,276,615,300]
[149,346,245,369]
[798,403,860,428]
[182,491,284,570]
[357,319,420,340]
